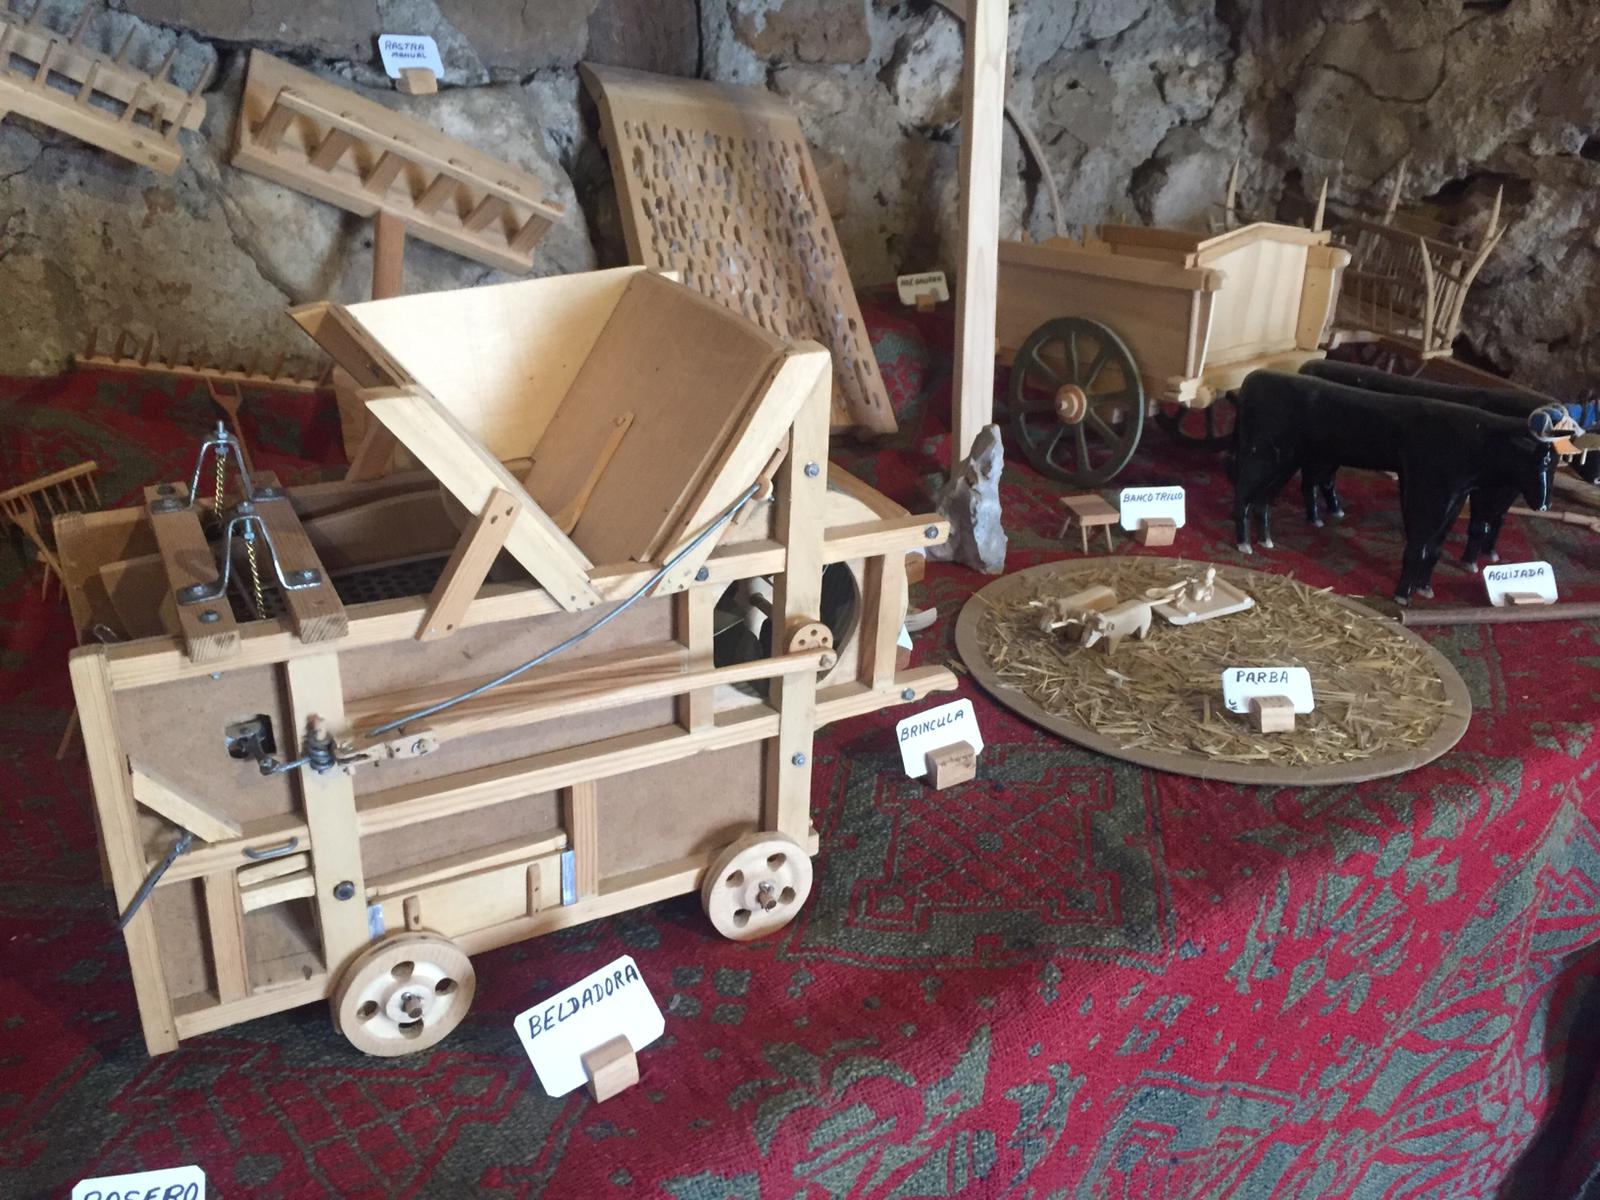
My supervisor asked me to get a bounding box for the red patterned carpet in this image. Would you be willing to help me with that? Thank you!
[3,303,1600,1199]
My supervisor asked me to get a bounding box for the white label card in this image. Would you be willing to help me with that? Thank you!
[1118,486,1186,531]
[377,34,444,79]
[896,699,984,776]
[896,271,949,305]
[73,1165,205,1199]
[1222,667,1314,714]
[514,955,664,1097]
[1483,560,1557,606]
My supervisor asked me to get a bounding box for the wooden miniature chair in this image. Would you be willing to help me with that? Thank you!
[1,461,101,599]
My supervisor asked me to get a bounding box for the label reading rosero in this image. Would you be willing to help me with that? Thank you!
[72,1165,205,1200]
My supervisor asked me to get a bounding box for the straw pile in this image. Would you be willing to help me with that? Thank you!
[976,559,1458,768]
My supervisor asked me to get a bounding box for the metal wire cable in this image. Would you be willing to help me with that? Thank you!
[363,482,764,740]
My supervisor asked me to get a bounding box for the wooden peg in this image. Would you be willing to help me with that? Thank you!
[925,741,976,790]
[67,5,92,45]
[76,60,99,105]
[1223,157,1240,228]
[1312,177,1328,233]
[1251,695,1295,733]
[152,44,177,84]
[254,94,296,149]
[582,1035,639,1103]
[113,27,136,65]
[1384,157,1408,224]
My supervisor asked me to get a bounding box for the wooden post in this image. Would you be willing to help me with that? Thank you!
[68,648,180,1053]
[372,209,406,300]
[950,0,1008,465]
[284,654,369,980]
[763,366,829,843]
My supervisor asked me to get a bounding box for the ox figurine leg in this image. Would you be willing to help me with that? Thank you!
[1321,479,1345,520]
[1302,472,1323,527]
[1233,501,1254,555]
[1258,505,1275,550]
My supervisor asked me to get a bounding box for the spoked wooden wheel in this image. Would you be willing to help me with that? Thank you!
[1007,317,1144,486]
[332,932,476,1056]
[1154,391,1238,451]
[701,832,813,941]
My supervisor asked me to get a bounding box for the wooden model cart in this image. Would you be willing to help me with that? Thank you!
[996,222,1350,484]
[62,267,955,1058]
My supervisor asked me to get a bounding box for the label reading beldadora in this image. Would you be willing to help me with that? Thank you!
[514,955,664,1096]
[896,698,983,776]
[72,1165,205,1200]
[896,271,949,305]
[1222,666,1314,714]
[1118,486,1186,531]
[1482,560,1557,606]
[377,34,444,79]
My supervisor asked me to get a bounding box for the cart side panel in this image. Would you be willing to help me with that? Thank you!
[1202,238,1309,367]
[594,744,766,878]
[153,878,210,1007]
[997,248,1200,395]
[361,790,562,881]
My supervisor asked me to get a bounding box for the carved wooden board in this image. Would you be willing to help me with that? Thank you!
[581,64,896,436]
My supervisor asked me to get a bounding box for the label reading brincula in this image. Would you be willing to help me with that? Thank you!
[896,698,983,776]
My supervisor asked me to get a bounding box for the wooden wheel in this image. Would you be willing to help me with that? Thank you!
[1007,317,1144,486]
[331,931,476,1056]
[1154,391,1238,451]
[701,832,813,941]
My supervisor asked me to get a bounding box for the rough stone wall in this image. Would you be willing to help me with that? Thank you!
[0,0,1595,391]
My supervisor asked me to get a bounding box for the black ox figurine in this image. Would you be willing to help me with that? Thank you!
[1231,369,1560,603]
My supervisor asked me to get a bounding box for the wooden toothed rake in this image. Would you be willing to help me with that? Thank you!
[0,2,210,172]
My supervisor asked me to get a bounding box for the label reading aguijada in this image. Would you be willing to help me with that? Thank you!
[1482,560,1557,606]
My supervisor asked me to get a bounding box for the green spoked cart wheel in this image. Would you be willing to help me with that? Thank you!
[1007,317,1144,486]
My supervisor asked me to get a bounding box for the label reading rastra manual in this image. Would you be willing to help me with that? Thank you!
[1482,560,1557,606]
[73,1165,205,1200]
[1118,486,1186,531]
[1222,666,1314,714]
[377,33,444,79]
[514,955,664,1097]
[896,698,983,776]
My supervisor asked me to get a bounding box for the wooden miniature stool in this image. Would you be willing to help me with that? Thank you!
[1136,518,1177,547]
[1057,494,1119,554]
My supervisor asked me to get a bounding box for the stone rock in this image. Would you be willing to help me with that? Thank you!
[1132,127,1233,228]
[883,13,962,129]
[929,425,1007,575]
[586,0,699,76]
[732,0,871,65]
[433,0,597,75]
[119,0,380,62]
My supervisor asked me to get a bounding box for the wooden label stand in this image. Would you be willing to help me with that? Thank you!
[1136,518,1177,547]
[581,1034,639,1102]
[925,740,977,789]
[1251,695,1296,733]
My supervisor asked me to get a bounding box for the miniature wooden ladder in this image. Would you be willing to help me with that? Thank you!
[0,3,210,173]
[77,325,334,396]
